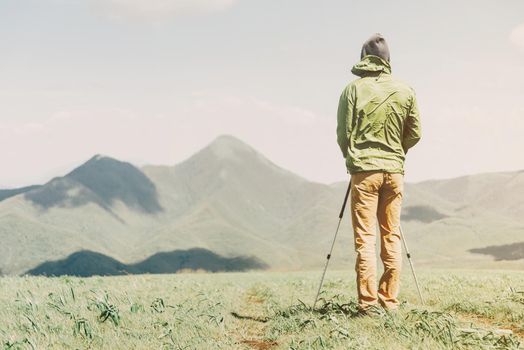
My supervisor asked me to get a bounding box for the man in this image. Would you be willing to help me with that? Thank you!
[336,33,421,313]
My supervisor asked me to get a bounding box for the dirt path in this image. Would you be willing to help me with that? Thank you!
[229,288,278,350]
[454,311,524,339]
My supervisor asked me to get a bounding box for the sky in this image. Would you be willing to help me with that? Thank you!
[0,0,523,188]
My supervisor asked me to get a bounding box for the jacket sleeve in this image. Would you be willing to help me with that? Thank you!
[336,86,353,158]
[402,92,422,154]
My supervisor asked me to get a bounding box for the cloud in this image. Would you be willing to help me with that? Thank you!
[510,23,524,51]
[91,0,237,22]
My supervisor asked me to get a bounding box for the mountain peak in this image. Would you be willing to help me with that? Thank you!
[25,155,162,213]
[192,135,265,167]
[92,154,106,160]
[84,154,116,165]
[206,135,256,159]
[171,134,306,189]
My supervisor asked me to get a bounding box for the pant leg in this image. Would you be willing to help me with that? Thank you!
[377,173,404,310]
[351,172,383,310]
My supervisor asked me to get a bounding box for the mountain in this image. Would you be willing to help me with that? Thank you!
[410,171,524,221]
[0,135,523,275]
[26,155,162,213]
[400,171,524,267]
[139,135,335,268]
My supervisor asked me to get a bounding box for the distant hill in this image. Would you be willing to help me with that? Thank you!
[26,248,267,277]
[0,135,523,275]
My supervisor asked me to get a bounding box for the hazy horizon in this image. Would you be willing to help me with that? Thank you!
[1,0,523,187]
[138,134,524,185]
[2,133,524,189]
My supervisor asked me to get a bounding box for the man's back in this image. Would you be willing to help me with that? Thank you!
[337,55,421,174]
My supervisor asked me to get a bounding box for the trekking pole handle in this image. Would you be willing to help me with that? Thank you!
[338,180,351,219]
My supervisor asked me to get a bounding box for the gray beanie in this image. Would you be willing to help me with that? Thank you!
[360,33,390,62]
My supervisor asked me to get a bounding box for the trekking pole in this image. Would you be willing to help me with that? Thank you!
[399,225,424,305]
[313,180,351,309]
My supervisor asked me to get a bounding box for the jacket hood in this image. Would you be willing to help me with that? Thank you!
[351,55,392,77]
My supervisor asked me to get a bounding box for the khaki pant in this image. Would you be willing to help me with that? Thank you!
[351,171,403,310]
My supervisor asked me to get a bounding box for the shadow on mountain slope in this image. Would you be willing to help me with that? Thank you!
[25,155,162,213]
[470,242,524,261]
[401,205,448,223]
[25,248,268,277]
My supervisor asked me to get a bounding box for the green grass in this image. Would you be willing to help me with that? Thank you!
[1,270,523,349]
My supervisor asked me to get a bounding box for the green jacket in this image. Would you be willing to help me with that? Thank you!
[337,55,421,174]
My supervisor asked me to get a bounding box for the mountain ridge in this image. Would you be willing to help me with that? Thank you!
[1,134,523,275]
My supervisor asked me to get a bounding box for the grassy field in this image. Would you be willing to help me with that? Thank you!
[1,269,523,349]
